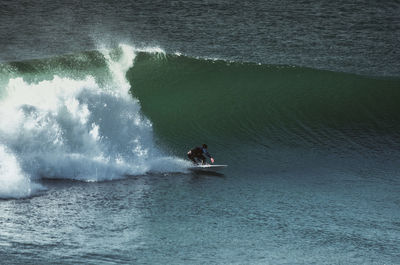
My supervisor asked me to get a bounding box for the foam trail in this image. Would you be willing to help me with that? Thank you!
[0,44,186,198]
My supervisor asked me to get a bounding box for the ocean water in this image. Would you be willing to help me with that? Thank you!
[1,1,400,264]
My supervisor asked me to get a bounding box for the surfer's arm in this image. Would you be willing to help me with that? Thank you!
[202,148,214,163]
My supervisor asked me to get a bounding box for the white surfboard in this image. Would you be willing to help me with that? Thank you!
[188,164,228,171]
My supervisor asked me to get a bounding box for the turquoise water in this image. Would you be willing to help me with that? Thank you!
[1,1,400,264]
[1,169,398,264]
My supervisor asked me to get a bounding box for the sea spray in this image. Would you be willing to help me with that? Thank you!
[0,145,43,198]
[0,44,187,198]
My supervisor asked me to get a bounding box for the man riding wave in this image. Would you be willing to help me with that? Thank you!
[187,144,215,165]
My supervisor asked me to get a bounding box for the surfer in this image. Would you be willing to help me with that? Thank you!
[187,144,215,165]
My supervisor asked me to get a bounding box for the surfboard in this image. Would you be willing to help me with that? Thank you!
[188,164,228,171]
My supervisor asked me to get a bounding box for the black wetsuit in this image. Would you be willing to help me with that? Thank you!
[187,147,211,164]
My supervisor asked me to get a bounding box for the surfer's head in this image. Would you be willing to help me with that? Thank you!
[202,144,208,149]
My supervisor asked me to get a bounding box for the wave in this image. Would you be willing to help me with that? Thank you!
[127,52,400,162]
[1,45,400,197]
[0,45,187,199]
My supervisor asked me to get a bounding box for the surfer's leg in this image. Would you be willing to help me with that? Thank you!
[200,155,206,165]
[187,152,196,163]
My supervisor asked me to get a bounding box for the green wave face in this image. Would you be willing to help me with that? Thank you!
[128,53,400,163]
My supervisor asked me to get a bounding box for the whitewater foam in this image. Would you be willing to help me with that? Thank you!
[0,44,186,198]
[0,145,43,198]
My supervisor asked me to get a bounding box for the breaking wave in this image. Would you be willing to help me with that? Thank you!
[0,44,187,198]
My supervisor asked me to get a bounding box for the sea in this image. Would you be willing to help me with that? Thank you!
[0,0,399,264]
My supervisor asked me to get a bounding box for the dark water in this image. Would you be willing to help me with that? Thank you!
[1,0,400,76]
[0,1,400,264]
